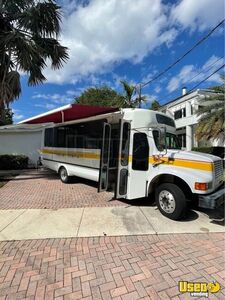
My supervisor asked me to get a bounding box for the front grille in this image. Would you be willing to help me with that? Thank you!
[214,160,223,184]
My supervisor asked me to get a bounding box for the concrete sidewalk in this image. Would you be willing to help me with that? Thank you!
[0,206,224,241]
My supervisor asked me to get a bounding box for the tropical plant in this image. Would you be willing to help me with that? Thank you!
[150,100,161,111]
[120,80,136,108]
[195,75,225,141]
[0,108,13,126]
[0,0,69,109]
[120,81,147,108]
[75,86,125,107]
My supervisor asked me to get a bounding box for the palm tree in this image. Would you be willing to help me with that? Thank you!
[0,0,69,110]
[150,100,161,111]
[120,80,136,108]
[195,75,224,141]
[120,80,146,108]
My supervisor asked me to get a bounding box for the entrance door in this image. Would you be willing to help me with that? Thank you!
[98,123,111,192]
[116,121,131,199]
[128,132,149,199]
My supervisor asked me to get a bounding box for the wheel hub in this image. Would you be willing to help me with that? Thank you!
[61,169,67,180]
[159,190,176,214]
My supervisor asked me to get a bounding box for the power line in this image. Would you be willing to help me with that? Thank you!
[188,63,225,93]
[141,19,225,88]
[188,56,223,83]
[162,56,224,102]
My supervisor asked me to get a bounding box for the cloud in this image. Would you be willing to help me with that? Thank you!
[167,55,223,92]
[12,109,24,121]
[32,89,80,105]
[171,0,225,31]
[34,103,57,110]
[154,86,161,93]
[44,0,177,84]
[39,0,224,86]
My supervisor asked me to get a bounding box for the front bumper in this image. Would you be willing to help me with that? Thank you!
[198,185,225,209]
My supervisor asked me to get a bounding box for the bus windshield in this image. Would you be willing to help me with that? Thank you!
[153,131,181,150]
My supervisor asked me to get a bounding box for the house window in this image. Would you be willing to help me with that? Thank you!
[174,110,182,119]
[174,108,186,119]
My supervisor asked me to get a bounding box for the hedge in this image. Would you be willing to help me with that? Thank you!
[0,155,29,170]
[192,147,224,158]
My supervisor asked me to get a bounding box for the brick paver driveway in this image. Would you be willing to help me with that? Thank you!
[0,169,125,209]
[0,169,224,299]
[0,233,224,300]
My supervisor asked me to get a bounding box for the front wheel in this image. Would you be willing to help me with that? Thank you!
[155,183,186,220]
[59,167,71,183]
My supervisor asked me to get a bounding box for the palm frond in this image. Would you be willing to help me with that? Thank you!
[196,74,224,141]
[2,0,33,20]
[17,1,61,37]
[28,65,46,86]
[33,37,69,69]
[6,71,21,100]
[0,0,68,106]
[0,70,21,104]
[120,80,135,100]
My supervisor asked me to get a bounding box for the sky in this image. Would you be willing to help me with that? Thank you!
[12,0,225,122]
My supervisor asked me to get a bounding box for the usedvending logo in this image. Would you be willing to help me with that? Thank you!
[179,281,220,297]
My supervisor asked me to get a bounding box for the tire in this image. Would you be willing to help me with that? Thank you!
[59,167,70,183]
[155,183,187,220]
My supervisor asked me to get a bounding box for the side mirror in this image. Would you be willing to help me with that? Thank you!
[157,127,166,152]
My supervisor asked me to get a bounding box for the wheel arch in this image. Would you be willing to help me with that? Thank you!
[148,173,193,200]
[58,165,65,173]
[58,164,70,175]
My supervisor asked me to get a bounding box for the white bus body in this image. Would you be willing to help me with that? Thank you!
[41,108,224,220]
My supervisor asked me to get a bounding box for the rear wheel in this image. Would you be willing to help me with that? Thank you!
[155,183,186,220]
[59,167,71,183]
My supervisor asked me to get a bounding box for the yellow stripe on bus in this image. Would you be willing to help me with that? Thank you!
[40,149,100,160]
[148,156,213,172]
[41,149,213,172]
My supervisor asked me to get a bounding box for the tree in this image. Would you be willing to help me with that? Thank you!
[120,80,136,108]
[150,100,161,111]
[195,75,225,141]
[75,86,125,107]
[0,108,13,126]
[0,0,69,110]
[120,81,147,108]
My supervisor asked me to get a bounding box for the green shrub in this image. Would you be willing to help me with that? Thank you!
[192,147,214,154]
[0,155,29,170]
[192,147,224,158]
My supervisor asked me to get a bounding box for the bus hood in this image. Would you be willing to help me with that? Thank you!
[166,150,221,163]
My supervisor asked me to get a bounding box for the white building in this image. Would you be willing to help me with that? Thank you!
[160,88,224,151]
[0,123,50,167]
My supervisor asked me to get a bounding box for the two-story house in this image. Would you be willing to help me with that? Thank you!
[160,88,224,150]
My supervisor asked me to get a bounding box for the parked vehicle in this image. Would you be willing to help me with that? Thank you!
[41,108,224,220]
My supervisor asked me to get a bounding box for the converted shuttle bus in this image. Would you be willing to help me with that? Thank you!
[41,109,224,220]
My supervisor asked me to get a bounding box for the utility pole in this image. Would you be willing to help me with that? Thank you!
[138,84,142,108]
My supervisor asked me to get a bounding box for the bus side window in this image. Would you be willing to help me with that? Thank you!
[44,128,54,147]
[132,133,149,171]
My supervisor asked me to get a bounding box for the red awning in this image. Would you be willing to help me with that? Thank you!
[22,104,119,124]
